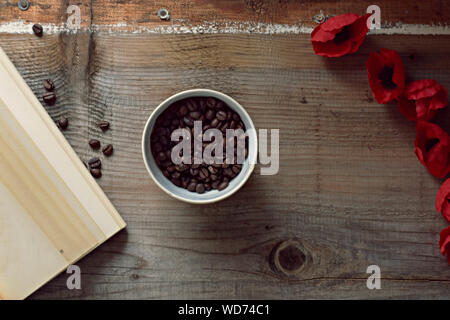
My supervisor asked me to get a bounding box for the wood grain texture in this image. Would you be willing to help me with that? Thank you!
[0,31,449,299]
[1,0,449,29]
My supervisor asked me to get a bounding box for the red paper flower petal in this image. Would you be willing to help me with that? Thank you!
[367,48,405,104]
[437,179,450,222]
[311,13,370,58]
[439,226,450,264]
[405,79,440,100]
[415,121,450,179]
[399,80,448,121]
[398,95,418,121]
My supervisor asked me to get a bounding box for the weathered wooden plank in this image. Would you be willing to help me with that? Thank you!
[1,32,449,299]
[1,0,449,29]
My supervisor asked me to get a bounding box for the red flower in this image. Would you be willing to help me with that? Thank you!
[415,121,450,179]
[311,13,370,58]
[439,226,450,265]
[398,80,448,121]
[367,48,405,104]
[437,179,450,222]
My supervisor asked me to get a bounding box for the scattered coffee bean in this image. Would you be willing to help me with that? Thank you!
[98,120,110,132]
[43,79,54,91]
[32,24,43,37]
[150,96,248,194]
[89,139,101,150]
[58,118,68,130]
[102,144,114,157]
[43,92,56,105]
[90,168,102,179]
[88,157,102,169]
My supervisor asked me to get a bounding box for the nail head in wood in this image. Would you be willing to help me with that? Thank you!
[158,8,170,20]
[18,0,29,11]
[313,11,326,24]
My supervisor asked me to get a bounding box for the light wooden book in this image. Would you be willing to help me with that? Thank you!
[0,47,126,300]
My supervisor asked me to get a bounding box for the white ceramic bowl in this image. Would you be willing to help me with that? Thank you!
[142,89,258,204]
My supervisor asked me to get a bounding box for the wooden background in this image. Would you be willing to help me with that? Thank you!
[1,0,450,299]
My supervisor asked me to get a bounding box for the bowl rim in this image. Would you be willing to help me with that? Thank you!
[141,88,258,204]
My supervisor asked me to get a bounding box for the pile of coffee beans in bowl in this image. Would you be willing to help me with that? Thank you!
[150,97,248,194]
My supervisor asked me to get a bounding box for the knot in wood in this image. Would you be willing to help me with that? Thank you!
[271,240,306,275]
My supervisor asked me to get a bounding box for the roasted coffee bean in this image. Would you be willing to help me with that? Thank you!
[175,164,189,172]
[211,181,220,189]
[171,178,181,187]
[102,144,114,157]
[89,139,101,150]
[177,105,188,117]
[205,109,215,120]
[186,100,197,111]
[32,24,43,37]
[206,97,216,108]
[218,181,229,191]
[196,183,205,194]
[162,170,170,178]
[43,79,54,91]
[58,118,68,130]
[210,118,220,128]
[198,167,209,180]
[43,92,56,105]
[183,116,194,127]
[88,157,102,169]
[171,171,181,179]
[90,168,102,179]
[232,164,242,174]
[161,161,172,168]
[189,111,201,120]
[152,142,162,153]
[216,110,227,121]
[159,135,169,145]
[167,165,176,173]
[181,176,190,188]
[223,167,233,177]
[219,121,228,132]
[157,151,166,161]
[199,99,206,112]
[204,183,212,191]
[98,120,110,131]
[187,181,197,192]
[216,101,225,110]
[208,165,218,174]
